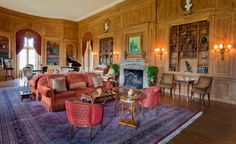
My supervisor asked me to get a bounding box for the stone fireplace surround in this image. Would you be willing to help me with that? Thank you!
[120,59,149,89]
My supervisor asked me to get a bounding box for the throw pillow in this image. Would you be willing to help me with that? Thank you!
[69,82,87,90]
[92,76,104,88]
[51,77,67,92]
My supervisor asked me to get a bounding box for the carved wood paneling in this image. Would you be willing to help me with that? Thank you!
[212,78,236,104]
[64,25,78,39]
[0,15,12,32]
[213,16,232,76]
[45,25,63,38]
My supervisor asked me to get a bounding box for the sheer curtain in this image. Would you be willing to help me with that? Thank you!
[84,41,93,72]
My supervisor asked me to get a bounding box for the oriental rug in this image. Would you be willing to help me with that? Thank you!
[0,87,202,144]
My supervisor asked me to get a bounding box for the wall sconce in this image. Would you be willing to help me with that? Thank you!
[155,48,165,60]
[214,43,231,61]
[113,51,119,61]
[92,52,97,56]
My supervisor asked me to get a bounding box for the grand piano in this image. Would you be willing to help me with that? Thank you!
[67,57,81,72]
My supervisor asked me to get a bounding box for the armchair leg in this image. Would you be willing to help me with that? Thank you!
[70,125,73,140]
[89,127,93,140]
[191,92,193,100]
[156,106,158,116]
[141,106,144,117]
[100,122,103,131]
[208,94,210,102]
[170,88,172,97]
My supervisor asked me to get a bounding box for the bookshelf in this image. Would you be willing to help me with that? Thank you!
[99,37,113,65]
[169,20,209,74]
[0,36,9,68]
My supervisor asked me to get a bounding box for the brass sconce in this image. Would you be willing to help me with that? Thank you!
[113,51,119,61]
[214,43,231,61]
[92,52,97,56]
[155,48,165,60]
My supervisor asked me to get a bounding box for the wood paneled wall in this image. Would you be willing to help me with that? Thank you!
[0,7,78,80]
[78,0,236,104]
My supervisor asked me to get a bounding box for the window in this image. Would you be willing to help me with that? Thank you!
[18,37,38,70]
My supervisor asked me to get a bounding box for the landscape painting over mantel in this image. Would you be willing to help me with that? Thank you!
[129,35,141,54]
[46,41,60,65]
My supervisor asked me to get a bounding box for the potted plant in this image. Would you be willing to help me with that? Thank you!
[110,64,120,81]
[147,66,159,86]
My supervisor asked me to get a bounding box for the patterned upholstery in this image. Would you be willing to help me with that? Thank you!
[191,76,212,103]
[160,73,175,96]
[85,72,100,87]
[65,100,104,140]
[138,87,161,116]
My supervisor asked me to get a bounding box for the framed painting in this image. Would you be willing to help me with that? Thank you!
[125,33,144,59]
[46,41,60,65]
[128,34,141,54]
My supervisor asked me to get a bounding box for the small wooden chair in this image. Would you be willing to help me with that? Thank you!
[191,76,212,104]
[160,73,175,96]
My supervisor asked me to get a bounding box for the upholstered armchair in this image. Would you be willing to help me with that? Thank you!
[138,87,160,116]
[65,100,104,140]
[191,76,212,103]
[159,73,175,96]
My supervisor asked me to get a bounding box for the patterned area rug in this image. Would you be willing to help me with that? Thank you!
[0,87,202,144]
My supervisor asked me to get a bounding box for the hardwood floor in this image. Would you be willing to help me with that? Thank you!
[0,80,236,144]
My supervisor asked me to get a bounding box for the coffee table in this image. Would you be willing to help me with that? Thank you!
[118,95,140,129]
[19,87,32,102]
[80,91,117,108]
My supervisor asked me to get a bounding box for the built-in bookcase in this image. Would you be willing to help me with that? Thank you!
[169,20,209,74]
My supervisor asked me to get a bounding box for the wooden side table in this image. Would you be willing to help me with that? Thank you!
[118,95,140,129]
[19,89,32,102]
[175,79,195,98]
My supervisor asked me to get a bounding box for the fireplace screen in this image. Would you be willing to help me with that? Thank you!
[124,69,143,89]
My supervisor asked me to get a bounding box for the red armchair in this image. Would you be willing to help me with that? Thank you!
[138,87,160,116]
[65,100,104,140]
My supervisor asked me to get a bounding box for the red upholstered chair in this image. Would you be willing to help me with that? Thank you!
[65,100,104,140]
[138,87,160,116]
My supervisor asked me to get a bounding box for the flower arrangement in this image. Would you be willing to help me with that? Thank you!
[128,89,134,97]
[96,88,102,95]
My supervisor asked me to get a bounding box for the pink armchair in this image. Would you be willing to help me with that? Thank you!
[65,100,104,140]
[138,87,160,116]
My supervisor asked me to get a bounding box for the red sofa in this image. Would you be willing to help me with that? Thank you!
[37,72,112,112]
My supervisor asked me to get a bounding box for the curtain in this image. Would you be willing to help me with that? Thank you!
[16,29,41,55]
[84,41,93,72]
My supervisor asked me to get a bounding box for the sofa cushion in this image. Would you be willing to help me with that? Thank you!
[49,77,67,92]
[92,76,104,88]
[69,82,87,90]
[66,73,86,84]
[86,73,100,87]
[47,76,65,88]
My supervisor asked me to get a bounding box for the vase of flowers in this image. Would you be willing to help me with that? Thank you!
[96,88,102,95]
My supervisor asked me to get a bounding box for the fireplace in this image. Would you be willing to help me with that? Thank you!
[124,69,143,89]
[120,59,149,89]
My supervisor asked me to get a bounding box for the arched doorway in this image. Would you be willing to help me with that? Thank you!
[82,32,93,72]
[16,29,41,71]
